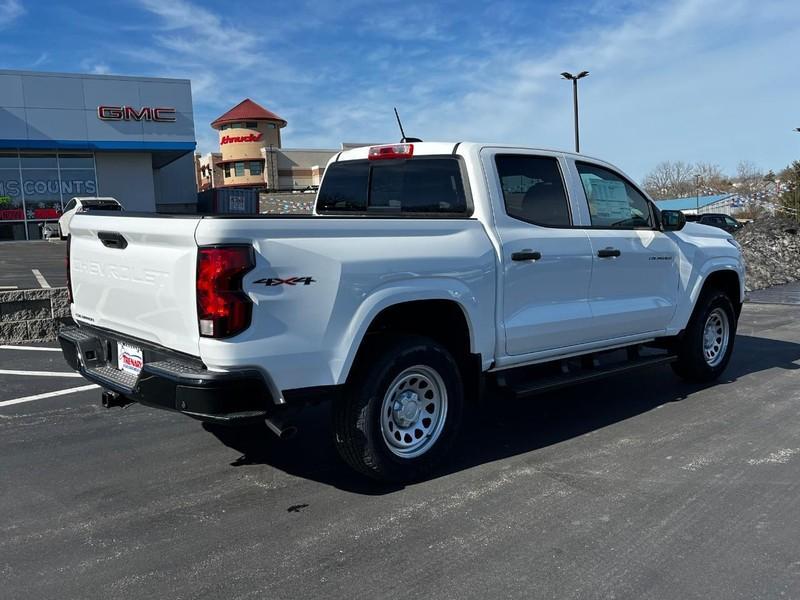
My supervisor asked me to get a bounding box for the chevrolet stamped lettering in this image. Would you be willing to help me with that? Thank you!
[72,259,169,285]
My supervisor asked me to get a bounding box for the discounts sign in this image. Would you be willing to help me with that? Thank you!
[0,177,97,199]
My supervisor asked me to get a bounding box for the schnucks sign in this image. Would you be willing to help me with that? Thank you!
[220,133,263,145]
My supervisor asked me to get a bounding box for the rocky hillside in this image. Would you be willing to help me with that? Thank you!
[735,216,800,291]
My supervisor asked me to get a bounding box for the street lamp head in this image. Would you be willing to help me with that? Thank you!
[794,127,800,132]
[576,70,590,79]
[561,72,574,80]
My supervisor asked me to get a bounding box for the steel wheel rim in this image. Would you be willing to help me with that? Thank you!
[380,365,448,458]
[703,308,730,367]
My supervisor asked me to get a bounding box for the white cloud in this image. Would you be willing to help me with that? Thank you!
[91,0,798,175]
[79,58,111,75]
[130,0,313,146]
[289,0,800,180]
[31,51,48,67]
[0,0,24,28]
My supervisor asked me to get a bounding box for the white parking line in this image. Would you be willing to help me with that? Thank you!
[0,384,99,408]
[32,269,51,288]
[0,369,81,378]
[0,345,61,352]
[0,285,19,290]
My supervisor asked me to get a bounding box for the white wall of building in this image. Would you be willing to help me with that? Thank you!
[95,153,155,212]
[154,152,197,210]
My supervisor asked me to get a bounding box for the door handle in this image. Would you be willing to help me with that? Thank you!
[511,250,541,261]
[597,247,621,258]
[98,231,128,249]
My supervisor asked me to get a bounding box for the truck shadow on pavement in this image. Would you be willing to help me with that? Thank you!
[205,333,800,495]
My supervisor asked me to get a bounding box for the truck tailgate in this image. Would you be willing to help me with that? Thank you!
[69,214,202,356]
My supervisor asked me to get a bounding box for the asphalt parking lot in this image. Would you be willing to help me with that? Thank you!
[2,302,800,599]
[0,239,67,290]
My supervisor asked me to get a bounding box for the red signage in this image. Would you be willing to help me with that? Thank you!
[0,208,25,221]
[97,106,177,122]
[33,208,61,219]
[221,133,263,145]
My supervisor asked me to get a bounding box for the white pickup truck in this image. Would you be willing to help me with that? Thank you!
[59,142,745,481]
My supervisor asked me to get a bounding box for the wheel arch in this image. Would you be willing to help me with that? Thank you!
[700,269,743,314]
[334,283,488,387]
[667,258,744,336]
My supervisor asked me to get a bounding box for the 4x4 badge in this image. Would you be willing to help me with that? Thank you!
[253,277,316,286]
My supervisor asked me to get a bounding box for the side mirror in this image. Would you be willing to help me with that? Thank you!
[661,210,686,232]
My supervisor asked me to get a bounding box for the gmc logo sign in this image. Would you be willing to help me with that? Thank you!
[97,106,177,122]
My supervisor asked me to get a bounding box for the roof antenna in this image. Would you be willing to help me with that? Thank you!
[394,107,422,143]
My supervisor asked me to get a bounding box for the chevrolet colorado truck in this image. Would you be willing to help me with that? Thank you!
[59,142,745,482]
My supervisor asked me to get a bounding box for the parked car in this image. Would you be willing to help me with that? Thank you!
[58,197,122,239]
[685,213,743,233]
[59,142,745,482]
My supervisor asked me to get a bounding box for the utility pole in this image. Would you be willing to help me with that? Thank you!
[694,174,701,214]
[792,129,799,221]
[561,71,589,153]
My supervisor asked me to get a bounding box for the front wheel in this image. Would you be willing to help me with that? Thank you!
[332,335,464,482]
[671,289,737,382]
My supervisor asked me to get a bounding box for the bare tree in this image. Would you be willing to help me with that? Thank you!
[692,162,729,193]
[642,161,695,199]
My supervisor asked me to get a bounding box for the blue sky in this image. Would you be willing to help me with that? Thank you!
[0,0,798,180]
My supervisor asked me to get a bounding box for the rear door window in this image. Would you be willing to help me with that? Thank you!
[495,154,571,226]
[317,157,468,215]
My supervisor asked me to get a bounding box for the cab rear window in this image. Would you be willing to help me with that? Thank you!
[317,157,469,215]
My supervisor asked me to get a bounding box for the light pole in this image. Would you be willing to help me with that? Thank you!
[561,70,589,153]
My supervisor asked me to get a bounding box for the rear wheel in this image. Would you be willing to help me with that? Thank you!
[671,289,737,382]
[333,335,464,482]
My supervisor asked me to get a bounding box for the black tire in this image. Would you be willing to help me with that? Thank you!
[333,335,464,482]
[671,289,737,382]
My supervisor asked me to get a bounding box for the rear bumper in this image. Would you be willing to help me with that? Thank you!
[58,325,273,424]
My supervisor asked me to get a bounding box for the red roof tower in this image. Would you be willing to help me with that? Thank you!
[211,99,287,129]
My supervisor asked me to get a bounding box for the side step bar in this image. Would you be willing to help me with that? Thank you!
[509,354,677,399]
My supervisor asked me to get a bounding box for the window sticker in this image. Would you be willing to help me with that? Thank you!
[587,178,630,221]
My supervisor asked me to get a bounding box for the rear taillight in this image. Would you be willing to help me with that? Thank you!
[368,143,414,160]
[65,235,73,303]
[196,246,255,338]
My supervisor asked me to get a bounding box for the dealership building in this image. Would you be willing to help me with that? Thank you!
[0,69,197,241]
